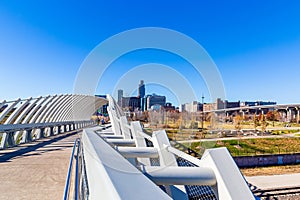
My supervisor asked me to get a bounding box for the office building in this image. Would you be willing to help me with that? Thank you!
[146,94,166,110]
[121,97,141,111]
[164,103,176,112]
[117,89,123,106]
[179,101,203,113]
[138,80,146,111]
[138,80,145,98]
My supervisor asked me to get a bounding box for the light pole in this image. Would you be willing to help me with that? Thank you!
[296,107,300,124]
[201,95,204,131]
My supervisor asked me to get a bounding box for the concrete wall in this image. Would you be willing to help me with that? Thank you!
[234,153,300,168]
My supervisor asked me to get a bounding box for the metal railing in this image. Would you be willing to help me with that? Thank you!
[0,94,107,149]
[62,95,256,199]
[0,120,94,149]
[97,94,256,200]
[63,138,80,200]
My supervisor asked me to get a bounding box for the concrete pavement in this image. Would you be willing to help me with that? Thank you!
[0,131,80,200]
[246,173,300,190]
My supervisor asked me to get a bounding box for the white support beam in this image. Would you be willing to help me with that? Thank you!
[200,147,255,200]
[105,139,136,147]
[116,147,159,158]
[100,135,124,139]
[4,98,32,124]
[59,95,83,121]
[107,106,121,135]
[152,130,188,200]
[0,99,21,122]
[141,166,216,186]
[29,95,57,123]
[14,97,41,124]
[82,129,171,200]
[44,95,70,122]
[130,121,151,166]
[23,96,50,124]
[36,95,63,123]
[119,116,131,139]
[49,95,73,122]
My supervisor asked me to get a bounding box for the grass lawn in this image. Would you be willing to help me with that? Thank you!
[241,164,300,176]
[183,138,300,157]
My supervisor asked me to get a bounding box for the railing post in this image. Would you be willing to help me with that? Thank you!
[152,130,188,199]
[7,131,16,148]
[0,131,16,149]
[40,128,45,138]
[297,109,300,124]
[49,127,54,136]
[64,125,67,132]
[21,129,33,143]
[120,116,131,139]
[57,126,61,134]
[130,121,151,166]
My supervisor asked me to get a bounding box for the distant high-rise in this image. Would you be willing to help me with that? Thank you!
[147,94,166,110]
[117,89,123,106]
[138,80,145,98]
[121,97,141,111]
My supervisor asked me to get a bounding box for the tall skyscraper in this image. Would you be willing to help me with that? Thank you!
[117,89,123,106]
[138,80,145,98]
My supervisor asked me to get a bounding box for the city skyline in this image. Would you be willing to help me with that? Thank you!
[116,79,277,108]
[1,1,300,104]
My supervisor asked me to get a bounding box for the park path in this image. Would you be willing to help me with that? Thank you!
[0,131,80,200]
[246,173,300,190]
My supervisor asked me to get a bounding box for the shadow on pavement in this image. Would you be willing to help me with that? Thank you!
[0,131,79,163]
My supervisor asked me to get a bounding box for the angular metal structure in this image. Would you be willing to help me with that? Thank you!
[76,95,255,200]
[0,94,107,149]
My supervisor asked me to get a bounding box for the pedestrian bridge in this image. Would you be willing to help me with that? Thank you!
[0,94,255,200]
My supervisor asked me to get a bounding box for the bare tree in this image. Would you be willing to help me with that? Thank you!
[253,114,259,131]
[260,114,268,134]
[234,115,243,146]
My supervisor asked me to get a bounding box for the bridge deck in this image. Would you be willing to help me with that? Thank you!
[0,131,79,200]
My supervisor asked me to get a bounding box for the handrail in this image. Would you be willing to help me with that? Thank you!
[103,95,256,199]
[74,139,80,200]
[164,144,203,167]
[82,128,171,199]
[0,120,93,132]
[63,138,80,200]
[137,130,153,141]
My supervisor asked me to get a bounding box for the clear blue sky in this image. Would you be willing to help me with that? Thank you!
[1,0,300,105]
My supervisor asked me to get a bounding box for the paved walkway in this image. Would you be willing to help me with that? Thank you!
[0,131,80,200]
[246,173,300,190]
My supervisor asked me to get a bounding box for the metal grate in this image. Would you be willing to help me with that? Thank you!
[145,138,160,166]
[80,147,89,200]
[144,138,216,200]
[177,157,217,200]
